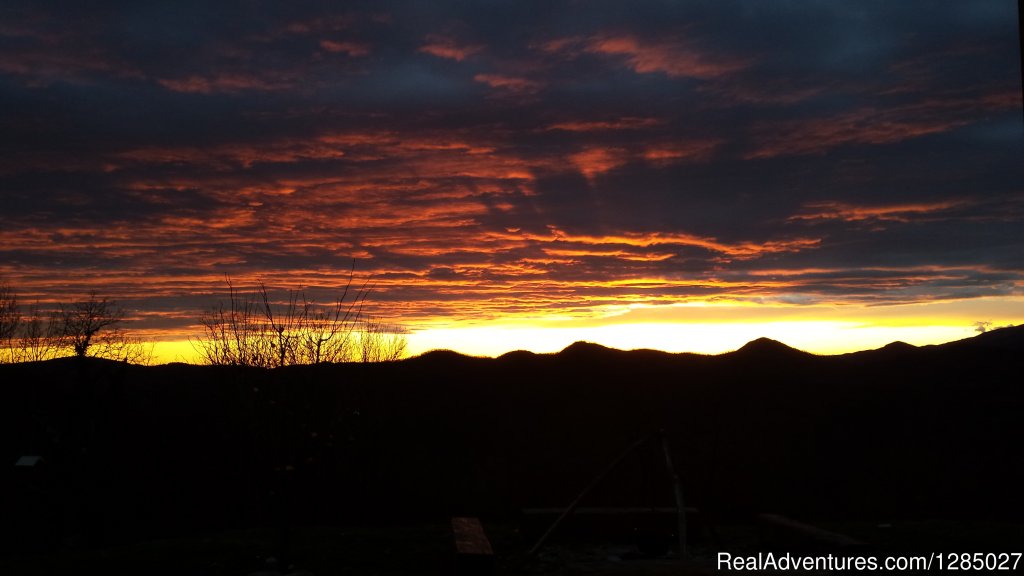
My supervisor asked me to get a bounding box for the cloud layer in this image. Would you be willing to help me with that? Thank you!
[1,1,1021,338]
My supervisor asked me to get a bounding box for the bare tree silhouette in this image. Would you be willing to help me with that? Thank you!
[358,317,408,362]
[1,286,150,364]
[194,269,406,367]
[17,303,62,362]
[59,293,126,357]
[0,283,19,362]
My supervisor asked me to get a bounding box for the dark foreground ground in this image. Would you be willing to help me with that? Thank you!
[3,326,1023,573]
[5,520,1024,575]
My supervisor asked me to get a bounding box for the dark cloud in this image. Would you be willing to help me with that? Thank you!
[0,0,1020,333]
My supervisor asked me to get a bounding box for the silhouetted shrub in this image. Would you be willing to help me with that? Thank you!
[194,274,406,367]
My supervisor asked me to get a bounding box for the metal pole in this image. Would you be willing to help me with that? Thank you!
[528,433,653,555]
[660,430,687,559]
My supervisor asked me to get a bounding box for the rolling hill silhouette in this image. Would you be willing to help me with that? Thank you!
[724,336,813,360]
[937,323,1024,351]
[879,340,916,352]
[1,326,1021,558]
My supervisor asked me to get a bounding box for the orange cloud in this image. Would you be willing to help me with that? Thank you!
[418,35,483,61]
[546,117,663,132]
[488,227,820,261]
[474,73,541,93]
[544,248,677,262]
[114,131,521,174]
[747,92,1019,158]
[570,147,628,179]
[319,40,370,56]
[642,139,722,164]
[533,36,582,54]
[748,113,966,159]
[789,200,969,223]
[157,73,290,94]
[585,35,747,79]
[116,139,347,169]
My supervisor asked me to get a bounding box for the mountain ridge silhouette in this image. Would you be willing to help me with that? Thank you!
[2,322,1021,553]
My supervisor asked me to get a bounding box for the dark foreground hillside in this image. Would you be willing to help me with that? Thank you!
[2,326,1023,573]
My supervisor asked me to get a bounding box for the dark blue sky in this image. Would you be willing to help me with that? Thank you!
[0,1,1021,343]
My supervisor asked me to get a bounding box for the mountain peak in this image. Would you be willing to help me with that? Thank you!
[881,341,916,351]
[498,349,537,361]
[559,341,613,356]
[733,337,808,357]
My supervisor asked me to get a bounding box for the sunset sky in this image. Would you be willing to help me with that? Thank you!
[1,1,1022,361]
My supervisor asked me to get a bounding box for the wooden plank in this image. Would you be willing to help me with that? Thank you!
[452,517,493,556]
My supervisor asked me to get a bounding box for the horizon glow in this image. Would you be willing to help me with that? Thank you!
[1,2,1021,363]
[140,295,1024,363]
